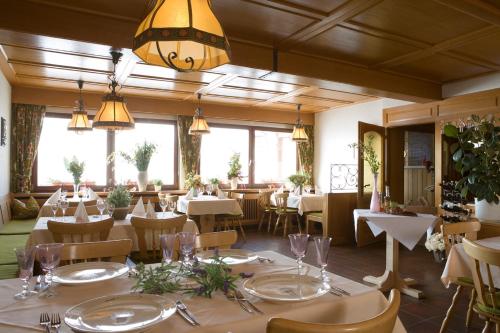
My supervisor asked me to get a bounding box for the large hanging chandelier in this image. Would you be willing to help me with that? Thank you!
[93,51,135,130]
[133,0,231,72]
[68,80,92,133]
[189,93,210,135]
[292,104,308,142]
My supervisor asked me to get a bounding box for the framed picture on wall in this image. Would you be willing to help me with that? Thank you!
[0,117,6,147]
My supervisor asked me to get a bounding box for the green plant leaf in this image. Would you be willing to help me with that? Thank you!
[452,149,463,162]
[444,124,459,138]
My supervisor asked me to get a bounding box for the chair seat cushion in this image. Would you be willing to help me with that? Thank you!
[0,264,19,280]
[11,197,40,220]
[0,234,30,265]
[278,208,298,214]
[477,292,500,316]
[0,219,37,235]
[456,276,473,286]
[307,212,323,218]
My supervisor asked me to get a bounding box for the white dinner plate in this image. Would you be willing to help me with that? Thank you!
[195,249,258,265]
[65,294,176,332]
[243,273,330,302]
[53,262,129,285]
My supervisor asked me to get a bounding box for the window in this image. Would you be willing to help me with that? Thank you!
[115,121,176,186]
[254,129,296,184]
[200,126,249,183]
[37,116,107,186]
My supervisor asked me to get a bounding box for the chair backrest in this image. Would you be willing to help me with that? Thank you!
[55,205,100,217]
[0,194,11,225]
[130,215,187,260]
[196,230,238,251]
[69,200,97,207]
[165,195,179,203]
[231,193,245,210]
[275,193,289,214]
[60,239,133,265]
[47,218,114,243]
[462,238,500,317]
[266,289,400,333]
[258,190,272,210]
[441,221,481,255]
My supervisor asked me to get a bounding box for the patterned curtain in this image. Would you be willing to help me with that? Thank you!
[297,125,314,184]
[10,104,46,193]
[177,115,201,187]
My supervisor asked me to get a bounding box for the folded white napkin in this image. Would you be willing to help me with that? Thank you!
[131,197,146,216]
[217,189,226,199]
[185,189,194,200]
[277,186,284,194]
[47,188,61,204]
[146,200,156,218]
[87,188,100,200]
[293,186,301,196]
[74,201,89,223]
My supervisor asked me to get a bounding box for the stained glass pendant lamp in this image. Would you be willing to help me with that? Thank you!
[93,51,135,130]
[189,93,210,135]
[292,104,308,142]
[133,0,231,72]
[67,80,92,133]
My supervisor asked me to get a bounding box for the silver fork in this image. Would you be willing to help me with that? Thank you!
[51,313,61,333]
[39,313,50,333]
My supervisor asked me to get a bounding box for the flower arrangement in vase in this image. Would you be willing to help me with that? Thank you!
[288,172,311,195]
[64,156,85,199]
[120,141,157,192]
[185,173,203,196]
[227,153,242,190]
[425,233,446,263]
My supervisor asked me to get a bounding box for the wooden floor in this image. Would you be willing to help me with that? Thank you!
[236,229,486,333]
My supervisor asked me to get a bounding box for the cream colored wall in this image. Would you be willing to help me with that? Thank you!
[0,70,11,196]
[443,72,500,98]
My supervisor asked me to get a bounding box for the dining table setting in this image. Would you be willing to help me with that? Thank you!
[0,232,406,333]
[269,192,323,215]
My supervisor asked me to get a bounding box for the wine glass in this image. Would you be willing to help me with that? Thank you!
[288,233,310,275]
[97,199,106,220]
[60,190,68,200]
[159,199,168,216]
[313,236,332,285]
[59,200,69,221]
[107,202,115,218]
[36,243,63,297]
[206,184,213,196]
[50,203,59,220]
[160,234,177,264]
[177,232,196,266]
[168,201,176,216]
[14,247,36,300]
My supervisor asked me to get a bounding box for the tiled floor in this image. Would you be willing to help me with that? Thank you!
[236,229,487,333]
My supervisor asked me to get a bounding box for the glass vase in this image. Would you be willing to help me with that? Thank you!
[369,173,380,213]
[73,183,80,200]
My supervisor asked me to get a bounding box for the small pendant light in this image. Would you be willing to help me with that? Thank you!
[68,80,92,133]
[292,104,308,142]
[189,93,210,135]
[93,51,135,130]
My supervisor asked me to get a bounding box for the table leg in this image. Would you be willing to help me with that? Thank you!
[199,215,215,233]
[363,235,424,299]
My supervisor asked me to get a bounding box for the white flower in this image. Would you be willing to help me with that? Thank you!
[425,233,445,252]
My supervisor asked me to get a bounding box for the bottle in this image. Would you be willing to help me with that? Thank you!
[384,185,391,213]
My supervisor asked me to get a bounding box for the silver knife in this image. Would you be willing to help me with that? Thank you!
[329,288,343,297]
[235,289,263,314]
[330,285,350,296]
[176,300,200,326]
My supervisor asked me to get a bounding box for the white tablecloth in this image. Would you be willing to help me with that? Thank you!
[38,198,96,218]
[353,210,438,250]
[178,195,243,216]
[28,213,199,251]
[441,236,500,287]
[271,194,323,215]
[0,250,406,333]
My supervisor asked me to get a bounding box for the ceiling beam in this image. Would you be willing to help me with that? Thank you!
[195,73,239,95]
[242,0,327,20]
[0,45,17,84]
[277,0,383,50]
[374,26,500,69]
[433,0,500,27]
[256,86,318,106]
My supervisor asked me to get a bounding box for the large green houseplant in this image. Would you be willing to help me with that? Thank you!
[121,142,157,192]
[444,114,500,220]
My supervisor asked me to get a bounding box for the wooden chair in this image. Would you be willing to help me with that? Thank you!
[60,239,133,265]
[273,193,300,237]
[257,190,276,233]
[266,289,400,333]
[55,205,100,217]
[195,230,238,251]
[305,194,328,237]
[463,238,500,333]
[130,215,187,262]
[219,193,246,240]
[47,217,114,243]
[439,221,481,333]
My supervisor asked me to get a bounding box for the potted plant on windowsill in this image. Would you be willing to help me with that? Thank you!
[152,179,163,192]
[107,185,131,220]
[288,172,310,195]
[444,114,500,221]
[227,153,242,190]
[120,142,157,192]
[64,156,85,199]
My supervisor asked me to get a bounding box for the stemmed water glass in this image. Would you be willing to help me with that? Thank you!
[206,184,213,196]
[160,234,177,264]
[177,232,196,266]
[59,200,69,221]
[107,202,115,218]
[288,233,310,275]
[314,236,332,285]
[168,201,177,216]
[50,203,59,220]
[14,247,36,300]
[96,199,106,220]
[36,243,63,297]
[159,199,168,216]
[60,190,68,200]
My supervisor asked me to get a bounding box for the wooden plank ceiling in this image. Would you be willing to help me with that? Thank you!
[1,0,500,112]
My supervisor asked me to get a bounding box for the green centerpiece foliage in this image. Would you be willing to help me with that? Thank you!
[227,153,242,180]
[64,156,85,184]
[348,135,381,174]
[107,185,132,208]
[288,172,311,187]
[208,178,220,186]
[152,179,163,186]
[185,173,203,190]
[133,263,183,294]
[444,114,500,204]
[120,141,157,172]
